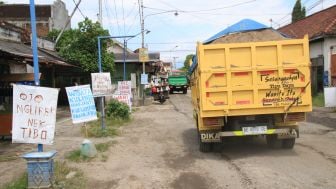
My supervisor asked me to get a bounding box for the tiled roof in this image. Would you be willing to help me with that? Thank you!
[114,52,160,63]
[0,39,73,67]
[278,5,336,40]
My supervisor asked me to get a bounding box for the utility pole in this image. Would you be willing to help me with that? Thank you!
[55,0,81,45]
[173,57,178,70]
[98,0,102,25]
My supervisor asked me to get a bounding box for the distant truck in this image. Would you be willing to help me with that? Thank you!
[190,36,312,152]
[168,73,189,94]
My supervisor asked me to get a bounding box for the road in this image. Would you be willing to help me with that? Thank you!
[1,92,336,189]
[80,92,336,189]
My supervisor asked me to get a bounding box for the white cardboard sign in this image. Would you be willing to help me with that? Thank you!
[91,72,113,96]
[117,81,132,95]
[66,85,97,124]
[12,84,59,145]
[324,87,336,107]
[112,94,132,110]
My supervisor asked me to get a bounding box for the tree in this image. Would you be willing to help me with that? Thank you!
[47,18,114,72]
[0,1,4,4]
[180,54,194,72]
[292,0,306,23]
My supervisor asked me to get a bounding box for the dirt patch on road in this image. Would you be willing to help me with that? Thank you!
[163,152,195,170]
[170,172,209,189]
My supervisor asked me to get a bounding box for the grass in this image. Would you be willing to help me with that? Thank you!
[1,173,27,189]
[81,118,131,138]
[1,161,86,189]
[65,141,115,162]
[312,92,325,107]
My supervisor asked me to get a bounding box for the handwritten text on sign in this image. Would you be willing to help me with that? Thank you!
[117,81,131,95]
[66,85,97,124]
[91,72,113,96]
[12,84,59,145]
[112,94,131,110]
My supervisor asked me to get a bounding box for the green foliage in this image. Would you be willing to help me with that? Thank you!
[106,99,130,120]
[47,18,114,72]
[292,0,306,23]
[65,149,91,162]
[82,118,130,138]
[180,54,194,72]
[1,173,27,189]
[0,1,4,5]
[312,92,324,107]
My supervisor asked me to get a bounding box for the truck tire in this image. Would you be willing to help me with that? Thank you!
[266,135,278,148]
[199,141,212,153]
[282,138,295,149]
[170,89,173,94]
[183,89,187,94]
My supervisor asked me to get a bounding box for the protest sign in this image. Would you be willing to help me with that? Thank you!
[112,94,132,110]
[91,72,113,96]
[117,81,132,95]
[12,84,59,145]
[66,85,97,124]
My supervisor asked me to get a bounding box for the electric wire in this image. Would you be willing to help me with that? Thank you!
[121,0,126,35]
[71,0,86,19]
[113,0,121,35]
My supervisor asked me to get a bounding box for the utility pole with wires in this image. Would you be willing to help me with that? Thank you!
[55,0,82,45]
[98,0,103,25]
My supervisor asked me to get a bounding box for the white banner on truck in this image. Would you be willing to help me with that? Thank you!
[12,84,59,145]
[91,72,113,96]
[66,85,97,124]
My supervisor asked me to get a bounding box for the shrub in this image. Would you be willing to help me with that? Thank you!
[106,99,130,120]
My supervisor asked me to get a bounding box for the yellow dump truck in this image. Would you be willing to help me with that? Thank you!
[190,36,312,152]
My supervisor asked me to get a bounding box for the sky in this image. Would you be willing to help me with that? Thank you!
[5,0,336,68]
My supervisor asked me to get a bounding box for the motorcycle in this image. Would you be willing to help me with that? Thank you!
[151,85,169,104]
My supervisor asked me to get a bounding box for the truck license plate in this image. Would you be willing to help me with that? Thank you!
[242,126,267,135]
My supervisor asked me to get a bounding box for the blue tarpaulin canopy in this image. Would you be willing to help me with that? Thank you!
[203,19,268,44]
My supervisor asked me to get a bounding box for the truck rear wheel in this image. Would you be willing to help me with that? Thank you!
[199,141,212,152]
[183,89,187,94]
[282,138,295,149]
[266,135,278,148]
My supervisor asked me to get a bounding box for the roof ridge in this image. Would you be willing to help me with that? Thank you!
[279,4,336,30]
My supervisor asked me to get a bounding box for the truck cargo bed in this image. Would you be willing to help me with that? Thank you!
[191,37,312,117]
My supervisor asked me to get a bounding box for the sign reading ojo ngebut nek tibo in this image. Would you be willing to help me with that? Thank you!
[12,84,59,145]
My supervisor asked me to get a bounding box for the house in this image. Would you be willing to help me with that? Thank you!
[278,5,336,93]
[0,0,70,37]
[108,41,160,82]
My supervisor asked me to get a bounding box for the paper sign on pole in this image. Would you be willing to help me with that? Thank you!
[139,48,149,62]
[117,81,132,95]
[66,85,97,124]
[91,72,113,96]
[141,74,148,84]
[112,94,132,110]
[12,84,59,145]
